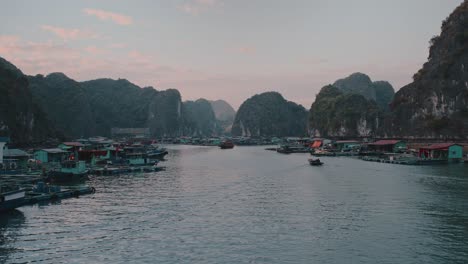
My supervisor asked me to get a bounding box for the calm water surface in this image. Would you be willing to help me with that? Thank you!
[1,145,468,263]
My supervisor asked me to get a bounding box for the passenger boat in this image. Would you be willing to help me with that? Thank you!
[47,160,89,183]
[219,140,235,149]
[308,158,324,166]
[0,188,26,212]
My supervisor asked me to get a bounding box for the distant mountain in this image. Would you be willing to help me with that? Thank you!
[388,0,468,138]
[209,100,236,122]
[28,73,96,138]
[0,57,57,144]
[209,100,236,134]
[184,99,218,136]
[29,73,192,138]
[308,85,381,138]
[232,92,308,137]
[333,72,395,111]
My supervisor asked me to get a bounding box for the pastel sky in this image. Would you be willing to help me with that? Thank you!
[0,0,463,109]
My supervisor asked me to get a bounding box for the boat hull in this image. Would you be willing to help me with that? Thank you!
[47,171,89,183]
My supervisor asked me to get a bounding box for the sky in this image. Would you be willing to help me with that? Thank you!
[0,0,464,109]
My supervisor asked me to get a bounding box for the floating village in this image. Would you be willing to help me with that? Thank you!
[1,127,468,213]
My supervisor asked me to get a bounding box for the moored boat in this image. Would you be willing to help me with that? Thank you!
[47,160,89,183]
[0,188,26,212]
[219,140,235,149]
[308,158,324,166]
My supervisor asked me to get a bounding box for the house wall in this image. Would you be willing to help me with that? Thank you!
[0,142,5,163]
[34,151,49,163]
[448,145,463,159]
[393,142,407,152]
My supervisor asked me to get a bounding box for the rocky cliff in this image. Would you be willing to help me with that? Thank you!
[209,100,236,134]
[0,57,56,144]
[232,92,308,137]
[389,1,468,138]
[308,85,382,138]
[333,72,395,111]
[183,99,218,136]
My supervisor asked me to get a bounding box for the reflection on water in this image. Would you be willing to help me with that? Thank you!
[0,210,25,264]
[0,145,467,263]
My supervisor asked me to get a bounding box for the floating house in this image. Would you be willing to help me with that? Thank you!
[59,142,85,152]
[34,148,69,163]
[367,140,407,153]
[310,138,332,149]
[333,140,361,151]
[418,143,463,162]
[3,148,30,169]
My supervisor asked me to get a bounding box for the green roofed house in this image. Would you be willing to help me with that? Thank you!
[34,148,69,163]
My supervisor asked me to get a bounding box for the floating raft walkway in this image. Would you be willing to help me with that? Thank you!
[360,156,451,165]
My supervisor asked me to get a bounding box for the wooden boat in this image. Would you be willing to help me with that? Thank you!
[219,141,235,149]
[47,160,89,183]
[308,158,324,166]
[0,188,26,212]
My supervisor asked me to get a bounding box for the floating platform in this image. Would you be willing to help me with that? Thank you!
[360,156,450,165]
[90,166,165,175]
[24,186,95,205]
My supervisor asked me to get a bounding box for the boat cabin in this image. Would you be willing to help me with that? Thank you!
[60,160,87,174]
[418,143,463,162]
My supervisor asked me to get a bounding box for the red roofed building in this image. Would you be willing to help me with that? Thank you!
[418,143,463,161]
[368,140,407,153]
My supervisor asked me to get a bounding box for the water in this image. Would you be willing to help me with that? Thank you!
[1,145,468,264]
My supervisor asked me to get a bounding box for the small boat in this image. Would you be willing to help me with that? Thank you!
[308,158,324,166]
[146,147,169,160]
[219,141,235,149]
[0,188,26,212]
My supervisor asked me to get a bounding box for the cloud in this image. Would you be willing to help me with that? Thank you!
[83,8,133,25]
[178,0,220,15]
[227,46,256,55]
[41,25,98,41]
[109,43,127,49]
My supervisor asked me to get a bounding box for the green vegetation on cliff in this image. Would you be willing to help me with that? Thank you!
[0,57,56,144]
[232,92,307,137]
[333,73,395,111]
[309,85,381,137]
[183,99,218,136]
[389,1,468,138]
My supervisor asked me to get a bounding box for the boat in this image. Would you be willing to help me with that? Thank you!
[308,158,324,166]
[277,144,309,154]
[219,140,235,149]
[0,187,26,212]
[46,160,89,183]
[146,148,169,160]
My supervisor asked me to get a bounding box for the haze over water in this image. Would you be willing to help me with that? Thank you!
[1,145,468,263]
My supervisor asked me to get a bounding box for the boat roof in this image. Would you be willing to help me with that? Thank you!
[335,140,360,144]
